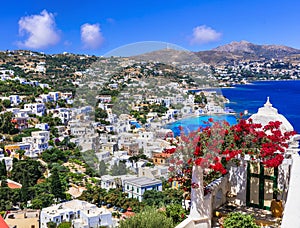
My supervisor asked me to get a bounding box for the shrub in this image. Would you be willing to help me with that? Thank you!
[223,212,259,228]
[119,207,174,228]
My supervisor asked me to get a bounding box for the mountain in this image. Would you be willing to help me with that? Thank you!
[131,48,203,65]
[130,41,300,66]
[213,40,300,54]
[195,41,300,65]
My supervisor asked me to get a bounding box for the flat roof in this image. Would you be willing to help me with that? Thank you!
[124,177,162,187]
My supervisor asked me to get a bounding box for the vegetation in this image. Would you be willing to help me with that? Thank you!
[0,160,7,178]
[11,159,44,187]
[164,204,187,225]
[111,162,127,176]
[142,189,183,207]
[57,222,71,228]
[119,207,174,228]
[50,167,65,200]
[223,212,259,228]
[0,80,44,96]
[0,112,19,135]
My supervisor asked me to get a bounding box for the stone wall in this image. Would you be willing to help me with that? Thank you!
[177,173,230,228]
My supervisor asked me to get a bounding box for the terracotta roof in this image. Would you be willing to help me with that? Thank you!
[7,182,22,189]
[123,210,135,218]
[0,179,23,189]
[0,214,9,228]
[153,152,172,158]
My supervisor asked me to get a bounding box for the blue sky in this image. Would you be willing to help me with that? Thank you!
[1,0,300,55]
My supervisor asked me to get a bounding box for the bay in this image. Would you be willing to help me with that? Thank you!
[165,80,300,136]
[221,80,300,132]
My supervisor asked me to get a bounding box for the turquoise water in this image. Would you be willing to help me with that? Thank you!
[165,115,237,137]
[166,80,300,136]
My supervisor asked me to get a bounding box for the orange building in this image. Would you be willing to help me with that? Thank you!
[152,152,172,166]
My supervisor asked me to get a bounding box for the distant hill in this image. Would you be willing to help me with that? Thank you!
[130,41,300,66]
[131,48,204,65]
[195,40,300,65]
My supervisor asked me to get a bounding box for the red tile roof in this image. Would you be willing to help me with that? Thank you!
[123,207,135,218]
[7,182,22,189]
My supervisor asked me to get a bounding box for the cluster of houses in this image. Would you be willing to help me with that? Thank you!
[0,55,249,228]
[214,59,300,86]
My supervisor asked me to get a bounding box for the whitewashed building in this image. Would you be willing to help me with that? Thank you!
[40,200,113,228]
[124,177,162,202]
[24,103,45,116]
[9,95,21,106]
[101,174,137,191]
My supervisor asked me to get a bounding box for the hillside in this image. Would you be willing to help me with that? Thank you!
[195,40,300,65]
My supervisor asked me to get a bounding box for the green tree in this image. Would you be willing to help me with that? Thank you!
[143,190,165,207]
[164,204,186,225]
[0,112,19,134]
[0,176,8,187]
[99,160,108,176]
[50,168,64,200]
[119,207,174,228]
[0,160,7,178]
[2,99,11,108]
[47,221,57,228]
[111,163,127,176]
[57,222,71,228]
[21,172,29,203]
[31,193,55,209]
[11,159,44,186]
[95,107,108,121]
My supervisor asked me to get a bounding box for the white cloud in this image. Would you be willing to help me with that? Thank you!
[81,23,104,49]
[17,10,60,49]
[190,25,221,45]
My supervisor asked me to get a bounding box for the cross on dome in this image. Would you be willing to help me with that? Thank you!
[264,96,272,107]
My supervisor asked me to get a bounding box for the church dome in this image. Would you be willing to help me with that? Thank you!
[249,97,294,132]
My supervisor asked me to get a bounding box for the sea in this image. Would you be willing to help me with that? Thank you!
[166,80,300,136]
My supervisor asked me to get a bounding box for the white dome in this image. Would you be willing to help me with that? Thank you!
[249,97,294,132]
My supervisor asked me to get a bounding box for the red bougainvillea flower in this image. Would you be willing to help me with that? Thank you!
[168,116,296,193]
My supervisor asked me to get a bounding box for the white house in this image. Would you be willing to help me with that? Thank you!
[95,151,111,162]
[48,92,60,101]
[22,131,50,155]
[0,154,13,171]
[9,95,21,106]
[138,165,169,180]
[101,174,137,191]
[39,83,50,89]
[35,123,50,131]
[40,200,113,228]
[124,177,162,202]
[24,103,45,116]
[36,94,51,103]
[52,108,71,125]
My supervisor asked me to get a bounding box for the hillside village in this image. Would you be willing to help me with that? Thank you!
[0,48,300,227]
